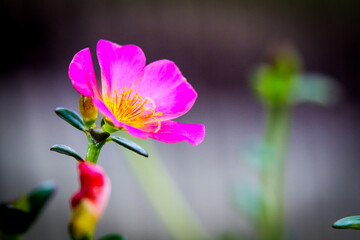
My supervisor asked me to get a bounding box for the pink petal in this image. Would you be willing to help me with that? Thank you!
[126,120,205,146]
[136,60,197,121]
[68,48,100,98]
[96,40,146,99]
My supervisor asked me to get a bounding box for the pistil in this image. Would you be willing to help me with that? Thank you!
[105,87,162,131]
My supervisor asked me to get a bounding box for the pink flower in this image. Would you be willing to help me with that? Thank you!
[69,162,111,239]
[69,39,205,145]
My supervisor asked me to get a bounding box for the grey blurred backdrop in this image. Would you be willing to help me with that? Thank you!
[1,1,360,239]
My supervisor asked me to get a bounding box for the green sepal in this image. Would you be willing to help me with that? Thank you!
[0,181,56,235]
[102,119,120,134]
[333,215,360,230]
[101,117,105,127]
[50,144,83,161]
[110,136,148,158]
[55,107,86,131]
[89,128,110,144]
[97,234,126,240]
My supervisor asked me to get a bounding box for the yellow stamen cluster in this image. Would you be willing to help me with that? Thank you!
[106,87,162,132]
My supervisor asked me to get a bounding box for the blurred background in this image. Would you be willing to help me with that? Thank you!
[1,0,360,239]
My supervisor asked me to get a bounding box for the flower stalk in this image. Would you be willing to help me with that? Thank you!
[85,134,105,164]
[251,46,299,240]
[258,105,291,240]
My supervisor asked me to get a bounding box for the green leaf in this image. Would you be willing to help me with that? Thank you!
[55,107,86,131]
[294,74,341,106]
[50,144,83,161]
[110,136,148,157]
[0,181,56,235]
[27,181,57,216]
[333,216,360,230]
[89,128,110,144]
[0,204,32,235]
[97,234,126,240]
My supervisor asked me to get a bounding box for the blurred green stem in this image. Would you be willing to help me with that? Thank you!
[258,105,291,240]
[124,140,207,240]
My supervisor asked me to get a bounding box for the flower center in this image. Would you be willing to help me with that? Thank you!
[105,87,162,131]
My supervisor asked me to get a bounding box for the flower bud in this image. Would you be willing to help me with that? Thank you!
[252,45,301,107]
[79,95,97,128]
[69,162,111,240]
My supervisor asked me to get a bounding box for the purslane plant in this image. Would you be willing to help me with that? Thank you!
[51,39,205,240]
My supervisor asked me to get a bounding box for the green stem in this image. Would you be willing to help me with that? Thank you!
[123,139,208,240]
[258,105,291,240]
[85,135,105,164]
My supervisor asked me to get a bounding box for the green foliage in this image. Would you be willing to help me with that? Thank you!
[50,144,83,161]
[333,216,360,230]
[89,128,110,144]
[110,136,148,157]
[97,234,126,240]
[294,74,340,106]
[0,204,32,236]
[0,182,56,236]
[55,107,86,131]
